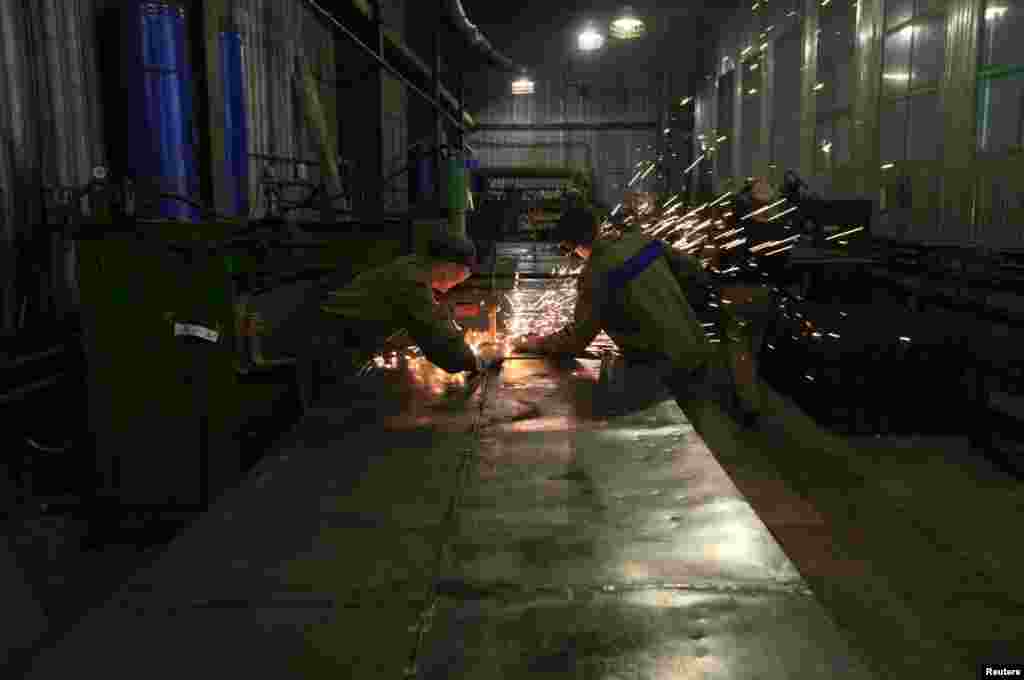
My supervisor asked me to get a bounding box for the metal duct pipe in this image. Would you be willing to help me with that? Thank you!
[446,0,522,74]
[303,0,470,130]
[469,140,593,171]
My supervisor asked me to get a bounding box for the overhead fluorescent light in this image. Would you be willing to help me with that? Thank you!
[511,76,535,95]
[578,25,605,52]
[610,5,645,40]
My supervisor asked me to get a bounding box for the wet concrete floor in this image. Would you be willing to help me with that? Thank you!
[23,354,878,679]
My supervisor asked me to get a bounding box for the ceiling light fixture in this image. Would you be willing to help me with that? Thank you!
[578,24,605,51]
[610,5,645,40]
[511,71,535,95]
[985,6,1008,20]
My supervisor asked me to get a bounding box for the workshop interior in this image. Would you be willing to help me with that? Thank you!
[1,0,1023,678]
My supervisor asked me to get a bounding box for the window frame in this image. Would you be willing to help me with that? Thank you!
[976,0,1024,154]
[878,2,946,166]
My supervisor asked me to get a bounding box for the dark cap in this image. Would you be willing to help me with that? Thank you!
[428,232,477,268]
[553,207,598,248]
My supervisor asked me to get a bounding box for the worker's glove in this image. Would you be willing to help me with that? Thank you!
[475,342,506,371]
[512,334,544,354]
[476,356,503,372]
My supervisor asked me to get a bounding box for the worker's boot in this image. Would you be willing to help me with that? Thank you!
[727,348,762,428]
[664,366,748,454]
[705,356,760,429]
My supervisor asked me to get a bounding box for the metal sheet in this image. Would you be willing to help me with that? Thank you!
[25,356,873,678]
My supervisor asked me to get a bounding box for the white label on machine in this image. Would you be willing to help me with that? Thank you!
[174,323,220,343]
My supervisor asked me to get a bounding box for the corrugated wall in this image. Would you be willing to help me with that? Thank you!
[0,0,105,333]
[237,0,335,219]
[701,0,1022,249]
[28,0,104,190]
[0,0,36,333]
[0,0,341,334]
[380,0,409,211]
[471,73,660,206]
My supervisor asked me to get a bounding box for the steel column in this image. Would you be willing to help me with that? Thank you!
[433,0,443,213]
[851,0,884,199]
[202,0,229,217]
[734,48,743,187]
[799,0,820,183]
[372,0,384,216]
[759,41,774,179]
[940,0,982,241]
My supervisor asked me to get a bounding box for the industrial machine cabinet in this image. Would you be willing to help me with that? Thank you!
[76,231,243,508]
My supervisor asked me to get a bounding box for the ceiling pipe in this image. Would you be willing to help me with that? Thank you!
[446,0,523,74]
[469,140,593,170]
[302,0,470,129]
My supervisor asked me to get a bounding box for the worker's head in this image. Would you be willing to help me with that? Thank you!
[751,178,775,204]
[430,260,472,293]
[555,207,598,260]
[427,232,476,293]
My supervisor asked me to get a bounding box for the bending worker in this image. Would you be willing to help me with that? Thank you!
[298,231,503,410]
[512,208,759,435]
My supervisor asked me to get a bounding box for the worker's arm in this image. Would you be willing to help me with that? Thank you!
[662,245,721,312]
[662,246,712,289]
[400,282,479,373]
[533,270,604,356]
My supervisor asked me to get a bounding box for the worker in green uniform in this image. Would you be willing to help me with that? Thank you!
[298,232,503,410]
[512,207,759,433]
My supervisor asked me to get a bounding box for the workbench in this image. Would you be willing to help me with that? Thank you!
[23,355,876,679]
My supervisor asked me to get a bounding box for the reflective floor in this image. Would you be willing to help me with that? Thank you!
[24,353,876,679]
[19,241,1020,678]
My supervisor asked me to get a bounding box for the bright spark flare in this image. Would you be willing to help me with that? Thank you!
[768,206,799,221]
[825,226,865,241]
[683,154,705,174]
[741,198,788,220]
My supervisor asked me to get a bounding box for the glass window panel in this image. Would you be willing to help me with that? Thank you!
[883,26,913,97]
[817,1,856,113]
[917,0,948,15]
[978,73,1024,153]
[880,99,909,164]
[717,71,735,181]
[835,115,852,167]
[907,92,942,161]
[818,55,853,112]
[717,72,735,130]
[766,0,802,38]
[980,0,1024,70]
[911,17,945,88]
[835,61,853,110]
[815,118,835,175]
[717,139,734,183]
[772,32,802,175]
[820,0,856,41]
[745,10,761,53]
[741,73,762,179]
[886,0,915,29]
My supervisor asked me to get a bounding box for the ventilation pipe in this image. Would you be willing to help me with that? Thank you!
[446,1,523,74]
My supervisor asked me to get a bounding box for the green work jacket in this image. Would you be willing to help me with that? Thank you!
[535,232,716,372]
[320,255,478,373]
